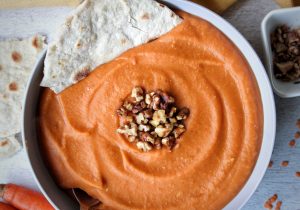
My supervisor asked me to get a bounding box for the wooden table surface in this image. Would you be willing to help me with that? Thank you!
[0,0,300,209]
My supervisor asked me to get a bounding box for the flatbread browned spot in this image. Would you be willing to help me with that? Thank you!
[76,41,81,48]
[32,36,39,48]
[8,82,18,91]
[74,68,90,82]
[159,3,165,7]
[121,39,126,44]
[281,161,289,167]
[289,139,296,147]
[0,140,8,146]
[11,51,22,62]
[141,13,150,20]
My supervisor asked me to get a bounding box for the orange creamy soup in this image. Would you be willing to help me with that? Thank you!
[39,11,263,210]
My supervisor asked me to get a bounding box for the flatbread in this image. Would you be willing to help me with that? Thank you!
[41,0,182,93]
[0,35,46,138]
[0,135,21,159]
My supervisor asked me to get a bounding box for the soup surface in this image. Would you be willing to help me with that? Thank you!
[39,11,263,210]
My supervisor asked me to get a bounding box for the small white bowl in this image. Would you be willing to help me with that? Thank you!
[261,6,300,98]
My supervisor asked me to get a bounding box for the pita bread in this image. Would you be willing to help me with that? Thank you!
[41,0,182,93]
[0,35,46,138]
[0,135,21,159]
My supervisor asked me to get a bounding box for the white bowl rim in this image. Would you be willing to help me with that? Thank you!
[22,1,276,209]
[261,6,300,98]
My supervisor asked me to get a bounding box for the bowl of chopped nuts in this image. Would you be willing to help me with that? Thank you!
[261,6,300,97]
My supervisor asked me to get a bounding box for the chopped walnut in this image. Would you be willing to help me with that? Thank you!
[123,101,133,111]
[173,126,186,138]
[116,123,138,136]
[116,87,190,152]
[136,141,153,152]
[131,87,144,102]
[271,25,300,82]
[155,124,173,137]
[176,108,190,120]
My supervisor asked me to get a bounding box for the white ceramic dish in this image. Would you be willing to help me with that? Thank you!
[261,6,300,98]
[22,0,276,209]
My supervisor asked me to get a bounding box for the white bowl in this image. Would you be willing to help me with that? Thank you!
[261,6,300,98]
[22,0,276,209]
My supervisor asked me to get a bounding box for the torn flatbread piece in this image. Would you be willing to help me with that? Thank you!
[0,135,21,159]
[0,35,46,138]
[41,0,182,93]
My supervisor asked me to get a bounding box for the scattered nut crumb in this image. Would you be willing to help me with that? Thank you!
[0,64,2,71]
[116,87,190,152]
[289,139,296,147]
[264,202,273,209]
[275,201,282,210]
[268,160,273,168]
[281,161,289,167]
[294,131,300,139]
[131,87,144,102]
[297,119,300,129]
[296,171,300,177]
[264,194,278,209]
[11,51,22,62]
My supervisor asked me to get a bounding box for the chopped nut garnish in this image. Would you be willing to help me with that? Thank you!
[145,94,151,105]
[154,124,173,137]
[116,87,190,152]
[131,87,144,102]
[123,101,133,111]
[116,123,138,136]
[136,141,153,152]
[173,126,186,138]
[176,107,190,120]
